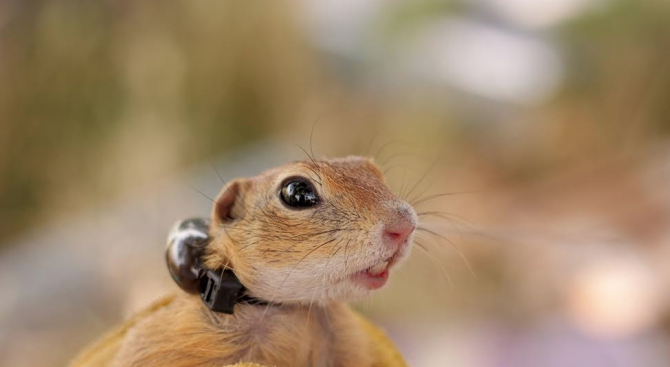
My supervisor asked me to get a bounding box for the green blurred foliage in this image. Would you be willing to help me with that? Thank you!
[552,0,670,153]
[0,0,318,242]
[1,0,669,246]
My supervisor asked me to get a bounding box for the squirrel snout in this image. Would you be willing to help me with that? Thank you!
[382,221,415,248]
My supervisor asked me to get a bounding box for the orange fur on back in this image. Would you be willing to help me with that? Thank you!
[70,293,406,367]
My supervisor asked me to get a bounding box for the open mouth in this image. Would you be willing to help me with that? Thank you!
[351,253,400,290]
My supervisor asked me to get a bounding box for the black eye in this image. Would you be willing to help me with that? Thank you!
[280,178,319,208]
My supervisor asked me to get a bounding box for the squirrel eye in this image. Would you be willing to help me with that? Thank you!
[280,178,319,208]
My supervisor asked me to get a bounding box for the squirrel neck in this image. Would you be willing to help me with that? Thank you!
[204,297,337,333]
[193,295,342,366]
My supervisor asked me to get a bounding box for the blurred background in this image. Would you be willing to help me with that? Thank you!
[1,0,670,366]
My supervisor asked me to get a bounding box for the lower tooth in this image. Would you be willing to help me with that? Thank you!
[369,261,388,274]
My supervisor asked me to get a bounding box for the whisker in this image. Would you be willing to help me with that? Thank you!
[260,237,338,323]
[417,212,476,232]
[190,186,254,224]
[366,135,378,157]
[343,239,352,270]
[309,119,319,162]
[236,239,262,253]
[307,242,342,328]
[190,186,220,207]
[209,163,257,220]
[238,228,345,253]
[381,151,412,167]
[398,170,408,199]
[383,164,405,176]
[416,227,477,278]
[411,189,483,207]
[374,139,410,161]
[295,144,323,185]
[414,239,454,289]
[403,153,440,202]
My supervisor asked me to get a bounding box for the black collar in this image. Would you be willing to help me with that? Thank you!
[166,217,276,314]
[199,268,274,314]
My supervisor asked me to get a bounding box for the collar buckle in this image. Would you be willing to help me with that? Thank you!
[199,268,245,314]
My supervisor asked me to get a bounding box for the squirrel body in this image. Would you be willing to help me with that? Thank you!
[70,156,416,367]
[71,293,406,367]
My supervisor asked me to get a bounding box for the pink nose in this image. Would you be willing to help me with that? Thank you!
[383,222,415,248]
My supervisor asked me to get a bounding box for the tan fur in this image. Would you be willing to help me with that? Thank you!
[78,156,416,367]
[112,294,372,367]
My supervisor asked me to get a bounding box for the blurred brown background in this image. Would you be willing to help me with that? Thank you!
[1,0,670,366]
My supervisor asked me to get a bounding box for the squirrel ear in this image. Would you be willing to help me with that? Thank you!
[212,179,252,225]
